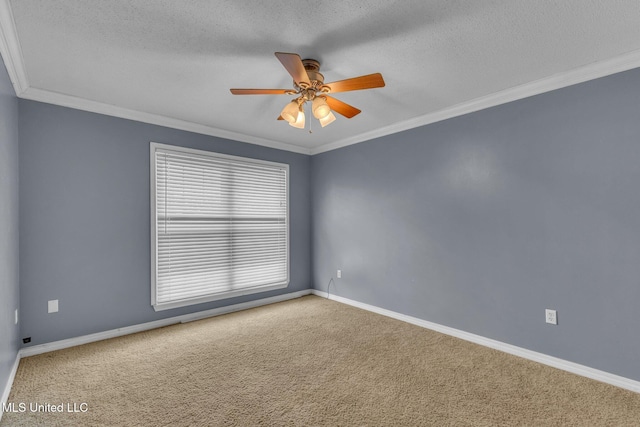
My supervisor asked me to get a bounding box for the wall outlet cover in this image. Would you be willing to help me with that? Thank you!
[48,299,59,313]
[545,309,557,325]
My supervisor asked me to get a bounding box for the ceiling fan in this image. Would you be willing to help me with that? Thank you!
[230,52,385,129]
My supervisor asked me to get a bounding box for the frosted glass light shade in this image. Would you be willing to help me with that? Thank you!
[319,111,336,127]
[312,96,330,119]
[281,100,300,123]
[289,110,305,129]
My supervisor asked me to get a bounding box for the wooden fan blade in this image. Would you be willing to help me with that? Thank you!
[325,73,385,93]
[230,89,292,95]
[275,52,310,86]
[325,96,361,119]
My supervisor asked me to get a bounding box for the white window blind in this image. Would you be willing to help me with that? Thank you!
[151,143,289,311]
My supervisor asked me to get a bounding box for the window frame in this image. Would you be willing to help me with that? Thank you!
[150,142,290,311]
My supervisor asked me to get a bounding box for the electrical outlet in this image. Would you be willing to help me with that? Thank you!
[48,299,59,313]
[545,309,557,325]
[337,270,342,279]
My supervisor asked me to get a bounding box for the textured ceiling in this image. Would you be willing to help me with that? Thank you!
[2,0,640,154]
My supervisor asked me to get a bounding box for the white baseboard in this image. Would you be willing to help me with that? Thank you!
[12,288,639,400]
[0,352,21,423]
[19,289,312,358]
[311,289,640,394]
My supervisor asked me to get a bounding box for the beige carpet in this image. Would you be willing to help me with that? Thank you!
[3,296,640,426]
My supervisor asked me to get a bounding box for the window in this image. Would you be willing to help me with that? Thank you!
[151,143,289,311]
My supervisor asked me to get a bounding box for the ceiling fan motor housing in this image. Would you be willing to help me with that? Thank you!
[299,59,326,92]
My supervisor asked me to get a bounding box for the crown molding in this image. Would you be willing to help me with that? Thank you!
[2,0,640,156]
[0,2,313,155]
[0,0,28,94]
[310,48,640,155]
[19,87,312,155]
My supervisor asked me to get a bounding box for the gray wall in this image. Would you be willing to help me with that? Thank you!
[312,68,640,381]
[19,100,311,346]
[0,57,19,395]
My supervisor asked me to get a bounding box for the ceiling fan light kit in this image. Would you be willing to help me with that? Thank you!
[231,52,385,130]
